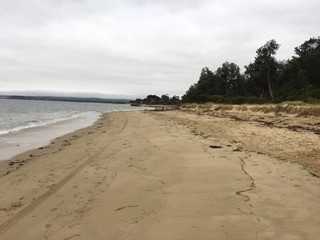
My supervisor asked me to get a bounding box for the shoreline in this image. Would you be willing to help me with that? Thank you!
[0,110,320,239]
[0,112,106,176]
[0,103,153,162]
[0,111,101,162]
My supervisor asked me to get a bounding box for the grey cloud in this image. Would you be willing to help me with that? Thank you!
[0,0,319,98]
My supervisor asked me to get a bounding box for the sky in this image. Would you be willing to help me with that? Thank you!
[0,0,319,99]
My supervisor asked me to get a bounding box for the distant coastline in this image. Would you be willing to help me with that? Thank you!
[0,95,132,104]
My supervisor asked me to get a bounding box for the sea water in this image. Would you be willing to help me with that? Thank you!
[0,99,146,161]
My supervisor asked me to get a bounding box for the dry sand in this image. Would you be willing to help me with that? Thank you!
[0,110,320,240]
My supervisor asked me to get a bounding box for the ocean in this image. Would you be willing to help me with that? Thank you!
[0,99,146,161]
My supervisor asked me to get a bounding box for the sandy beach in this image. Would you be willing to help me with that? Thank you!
[0,109,320,239]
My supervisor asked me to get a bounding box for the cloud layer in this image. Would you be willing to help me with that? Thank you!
[0,0,319,98]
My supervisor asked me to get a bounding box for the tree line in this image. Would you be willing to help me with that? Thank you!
[131,94,181,105]
[182,37,320,104]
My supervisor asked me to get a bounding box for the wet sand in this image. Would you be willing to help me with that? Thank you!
[0,111,320,239]
[0,112,100,161]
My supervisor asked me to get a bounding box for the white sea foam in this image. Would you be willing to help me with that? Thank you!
[0,99,151,161]
[0,112,95,136]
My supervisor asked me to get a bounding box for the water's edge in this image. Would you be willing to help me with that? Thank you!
[0,108,152,162]
[0,112,102,161]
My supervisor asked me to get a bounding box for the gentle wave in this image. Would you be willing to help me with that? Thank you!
[0,111,99,136]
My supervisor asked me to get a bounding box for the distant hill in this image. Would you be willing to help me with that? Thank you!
[0,95,132,104]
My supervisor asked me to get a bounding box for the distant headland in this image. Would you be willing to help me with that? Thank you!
[0,95,132,104]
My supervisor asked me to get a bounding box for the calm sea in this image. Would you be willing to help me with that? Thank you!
[0,99,146,161]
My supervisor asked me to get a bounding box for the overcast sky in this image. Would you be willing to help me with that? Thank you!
[0,0,319,99]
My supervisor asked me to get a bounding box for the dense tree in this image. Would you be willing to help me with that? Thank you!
[279,58,307,90]
[245,39,280,100]
[197,67,216,95]
[294,37,320,88]
[182,67,217,103]
[161,94,170,104]
[132,94,181,105]
[170,95,180,105]
[183,84,198,102]
[182,36,320,104]
[216,62,243,98]
[182,63,244,102]
[145,95,161,104]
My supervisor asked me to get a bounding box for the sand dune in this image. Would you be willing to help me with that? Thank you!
[0,111,320,239]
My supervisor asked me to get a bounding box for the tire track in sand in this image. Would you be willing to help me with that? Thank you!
[0,113,128,236]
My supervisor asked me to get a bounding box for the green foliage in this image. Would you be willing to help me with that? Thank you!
[298,88,320,103]
[216,62,243,98]
[182,62,243,102]
[295,37,320,88]
[161,94,170,104]
[133,94,181,105]
[245,39,280,100]
[183,37,320,104]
